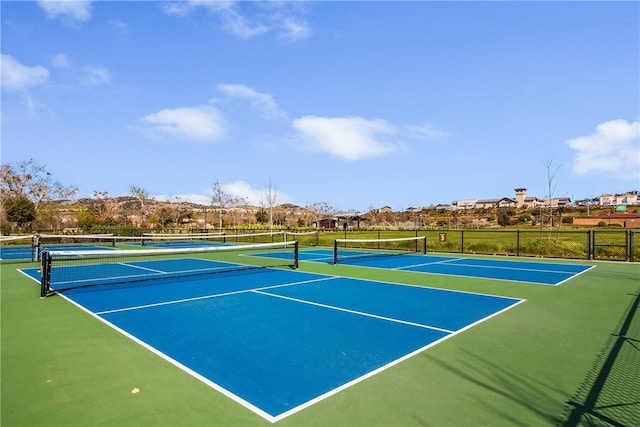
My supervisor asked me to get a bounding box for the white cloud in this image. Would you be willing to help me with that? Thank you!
[1,54,49,92]
[292,116,400,161]
[408,123,449,139]
[51,53,70,68]
[37,0,93,23]
[82,66,111,85]
[277,16,312,41]
[567,119,640,179]
[216,83,287,119]
[107,19,128,35]
[162,0,311,41]
[140,105,226,142]
[222,181,290,206]
[153,181,290,207]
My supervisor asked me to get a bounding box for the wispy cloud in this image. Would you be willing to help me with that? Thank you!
[154,180,290,207]
[82,66,111,85]
[1,54,49,92]
[216,83,288,120]
[567,119,640,179]
[140,105,226,142]
[51,53,70,69]
[37,0,93,24]
[107,19,129,35]
[407,123,450,139]
[292,116,400,161]
[222,180,290,206]
[48,53,111,86]
[161,0,311,41]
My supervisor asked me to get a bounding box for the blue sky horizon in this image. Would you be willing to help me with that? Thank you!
[2,1,639,212]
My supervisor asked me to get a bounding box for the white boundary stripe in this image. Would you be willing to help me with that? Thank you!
[56,292,279,423]
[393,259,596,286]
[253,289,455,334]
[332,255,593,286]
[20,263,526,423]
[554,264,597,286]
[420,259,595,275]
[269,297,527,422]
[95,276,337,315]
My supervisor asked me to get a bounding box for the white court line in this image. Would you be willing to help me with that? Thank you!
[117,262,167,274]
[253,289,455,334]
[57,268,526,424]
[391,257,463,270]
[95,276,338,315]
[397,260,573,274]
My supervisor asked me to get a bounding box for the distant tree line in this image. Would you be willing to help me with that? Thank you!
[2,159,632,235]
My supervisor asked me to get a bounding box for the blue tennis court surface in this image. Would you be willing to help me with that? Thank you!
[1,244,114,261]
[260,249,594,286]
[0,245,33,260]
[20,259,523,422]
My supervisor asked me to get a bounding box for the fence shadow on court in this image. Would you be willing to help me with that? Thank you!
[561,287,640,427]
[421,348,566,425]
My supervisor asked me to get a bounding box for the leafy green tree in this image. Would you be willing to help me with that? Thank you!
[76,210,105,232]
[497,211,512,226]
[255,208,267,224]
[4,196,36,230]
[1,159,77,229]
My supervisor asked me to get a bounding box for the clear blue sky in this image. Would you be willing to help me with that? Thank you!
[2,1,639,212]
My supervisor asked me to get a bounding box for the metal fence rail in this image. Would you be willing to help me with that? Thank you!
[325,229,638,262]
[421,229,636,262]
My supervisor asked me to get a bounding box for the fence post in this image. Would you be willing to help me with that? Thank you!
[625,230,630,262]
[461,230,465,254]
[516,230,520,257]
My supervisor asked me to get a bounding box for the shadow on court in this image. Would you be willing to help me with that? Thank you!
[562,287,640,427]
[422,349,566,425]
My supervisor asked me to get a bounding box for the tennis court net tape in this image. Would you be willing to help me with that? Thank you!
[40,240,299,298]
[333,236,426,264]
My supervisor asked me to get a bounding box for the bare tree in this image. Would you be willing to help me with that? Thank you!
[129,185,151,226]
[1,159,77,210]
[543,159,561,240]
[261,179,279,232]
[227,194,248,227]
[1,159,77,229]
[211,180,232,231]
[306,201,333,228]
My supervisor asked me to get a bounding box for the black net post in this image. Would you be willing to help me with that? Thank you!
[31,234,39,262]
[40,250,52,298]
[293,241,299,269]
[333,239,338,264]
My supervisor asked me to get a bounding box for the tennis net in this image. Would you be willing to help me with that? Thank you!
[284,230,319,246]
[0,235,38,262]
[129,231,286,247]
[333,236,426,264]
[40,240,299,297]
[35,234,116,261]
